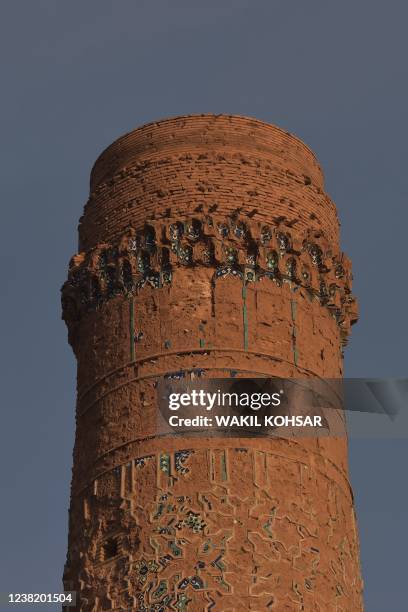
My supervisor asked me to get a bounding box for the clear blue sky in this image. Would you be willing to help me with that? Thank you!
[0,2,407,610]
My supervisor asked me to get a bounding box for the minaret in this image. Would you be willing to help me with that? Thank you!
[62,115,363,610]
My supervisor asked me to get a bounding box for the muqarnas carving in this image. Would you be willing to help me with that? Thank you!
[62,215,357,348]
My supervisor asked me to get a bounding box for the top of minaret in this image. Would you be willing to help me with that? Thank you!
[89,114,324,192]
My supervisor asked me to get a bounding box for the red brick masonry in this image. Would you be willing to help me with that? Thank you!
[62,114,363,610]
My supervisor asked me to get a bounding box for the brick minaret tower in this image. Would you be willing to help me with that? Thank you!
[62,115,363,610]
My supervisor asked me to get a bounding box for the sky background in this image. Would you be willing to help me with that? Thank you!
[0,1,407,610]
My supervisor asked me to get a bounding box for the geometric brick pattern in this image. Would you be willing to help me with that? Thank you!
[62,115,364,611]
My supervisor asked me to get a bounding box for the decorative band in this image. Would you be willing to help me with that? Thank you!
[62,215,357,345]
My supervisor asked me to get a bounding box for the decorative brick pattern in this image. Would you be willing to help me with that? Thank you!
[62,115,363,611]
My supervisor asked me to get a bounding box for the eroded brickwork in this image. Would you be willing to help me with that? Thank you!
[62,115,364,611]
